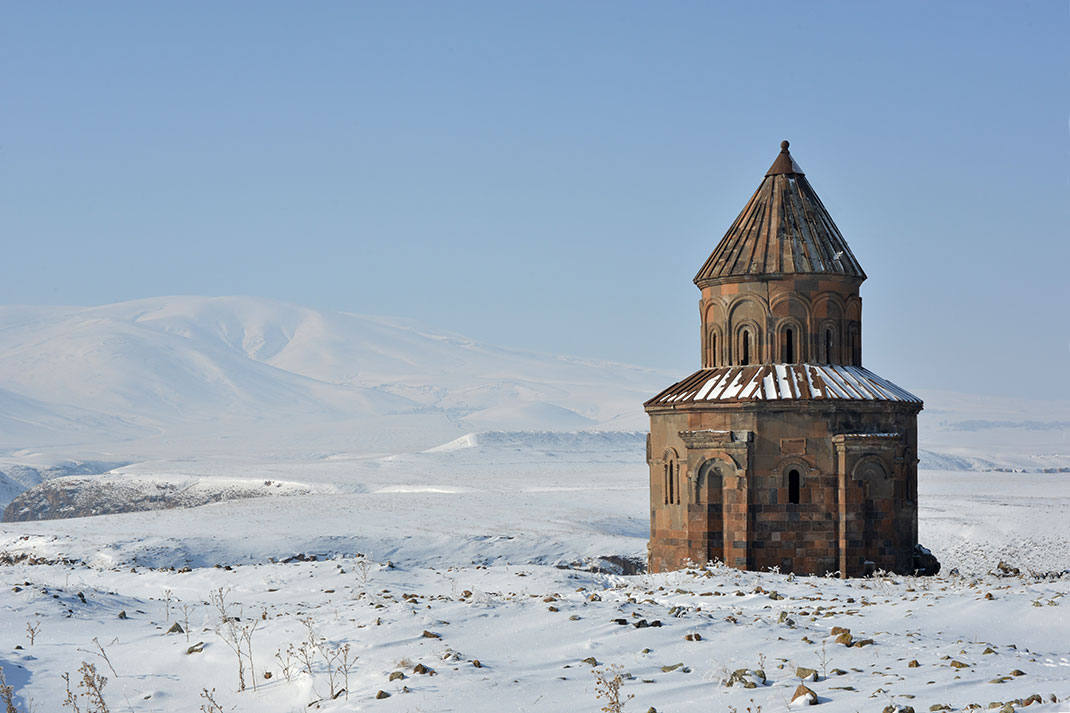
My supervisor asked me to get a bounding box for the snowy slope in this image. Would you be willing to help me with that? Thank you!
[0,297,673,463]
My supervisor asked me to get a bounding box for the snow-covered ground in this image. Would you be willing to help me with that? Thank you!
[0,433,1068,712]
[0,297,1067,712]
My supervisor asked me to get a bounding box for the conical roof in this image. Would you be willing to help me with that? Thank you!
[694,141,865,285]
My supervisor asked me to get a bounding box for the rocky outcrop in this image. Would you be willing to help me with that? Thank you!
[3,475,313,522]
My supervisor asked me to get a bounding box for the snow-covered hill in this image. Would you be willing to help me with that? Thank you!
[0,297,673,462]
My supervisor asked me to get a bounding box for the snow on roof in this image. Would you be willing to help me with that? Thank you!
[645,364,922,407]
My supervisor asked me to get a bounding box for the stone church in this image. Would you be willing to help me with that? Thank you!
[645,141,923,577]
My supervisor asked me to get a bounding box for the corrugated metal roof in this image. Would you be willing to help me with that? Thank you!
[694,141,866,285]
[645,364,921,408]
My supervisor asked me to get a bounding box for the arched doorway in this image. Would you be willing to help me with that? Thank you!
[696,459,729,565]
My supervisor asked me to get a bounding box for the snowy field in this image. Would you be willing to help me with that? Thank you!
[1,434,1068,713]
[0,297,1068,712]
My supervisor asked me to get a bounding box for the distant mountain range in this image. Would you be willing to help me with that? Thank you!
[0,296,672,462]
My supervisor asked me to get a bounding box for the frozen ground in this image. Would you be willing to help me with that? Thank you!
[0,432,1067,713]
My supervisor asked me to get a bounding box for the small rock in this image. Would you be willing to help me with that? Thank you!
[117,610,128,620]
[684,633,702,641]
[421,630,440,639]
[791,683,817,705]
[661,663,684,673]
[983,647,996,654]
[853,638,875,647]
[186,642,205,654]
[375,690,390,699]
[950,660,970,669]
[1010,670,1026,676]
[412,663,435,675]
[796,667,818,681]
[581,657,599,666]
[471,659,482,668]
[835,632,853,646]
[389,671,405,681]
[166,622,184,634]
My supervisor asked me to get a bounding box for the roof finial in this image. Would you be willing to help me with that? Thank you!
[766,140,803,176]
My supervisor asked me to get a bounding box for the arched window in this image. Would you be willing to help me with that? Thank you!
[741,330,751,366]
[665,461,672,505]
[782,327,795,364]
[849,325,860,366]
[824,329,834,364]
[710,332,718,367]
[788,469,801,504]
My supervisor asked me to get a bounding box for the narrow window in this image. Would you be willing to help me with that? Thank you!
[741,330,751,365]
[825,329,833,364]
[711,332,717,367]
[783,328,794,363]
[668,462,674,504]
[664,463,670,505]
[788,469,801,504]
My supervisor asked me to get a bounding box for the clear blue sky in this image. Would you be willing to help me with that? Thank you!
[2,2,1067,399]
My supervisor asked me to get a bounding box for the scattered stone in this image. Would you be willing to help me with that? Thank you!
[77,592,86,603]
[186,642,205,654]
[853,639,875,647]
[791,683,817,706]
[166,622,184,634]
[914,545,941,575]
[830,626,850,636]
[684,633,702,641]
[796,667,818,681]
[950,660,970,669]
[389,671,405,681]
[661,663,684,673]
[375,690,390,699]
[547,606,559,612]
[612,618,628,625]
[471,659,482,668]
[117,610,128,619]
[581,657,599,666]
[908,660,920,668]
[993,561,1020,577]
[1010,670,1026,677]
[412,663,435,675]
[983,647,996,655]
[835,632,853,646]
[421,630,440,639]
